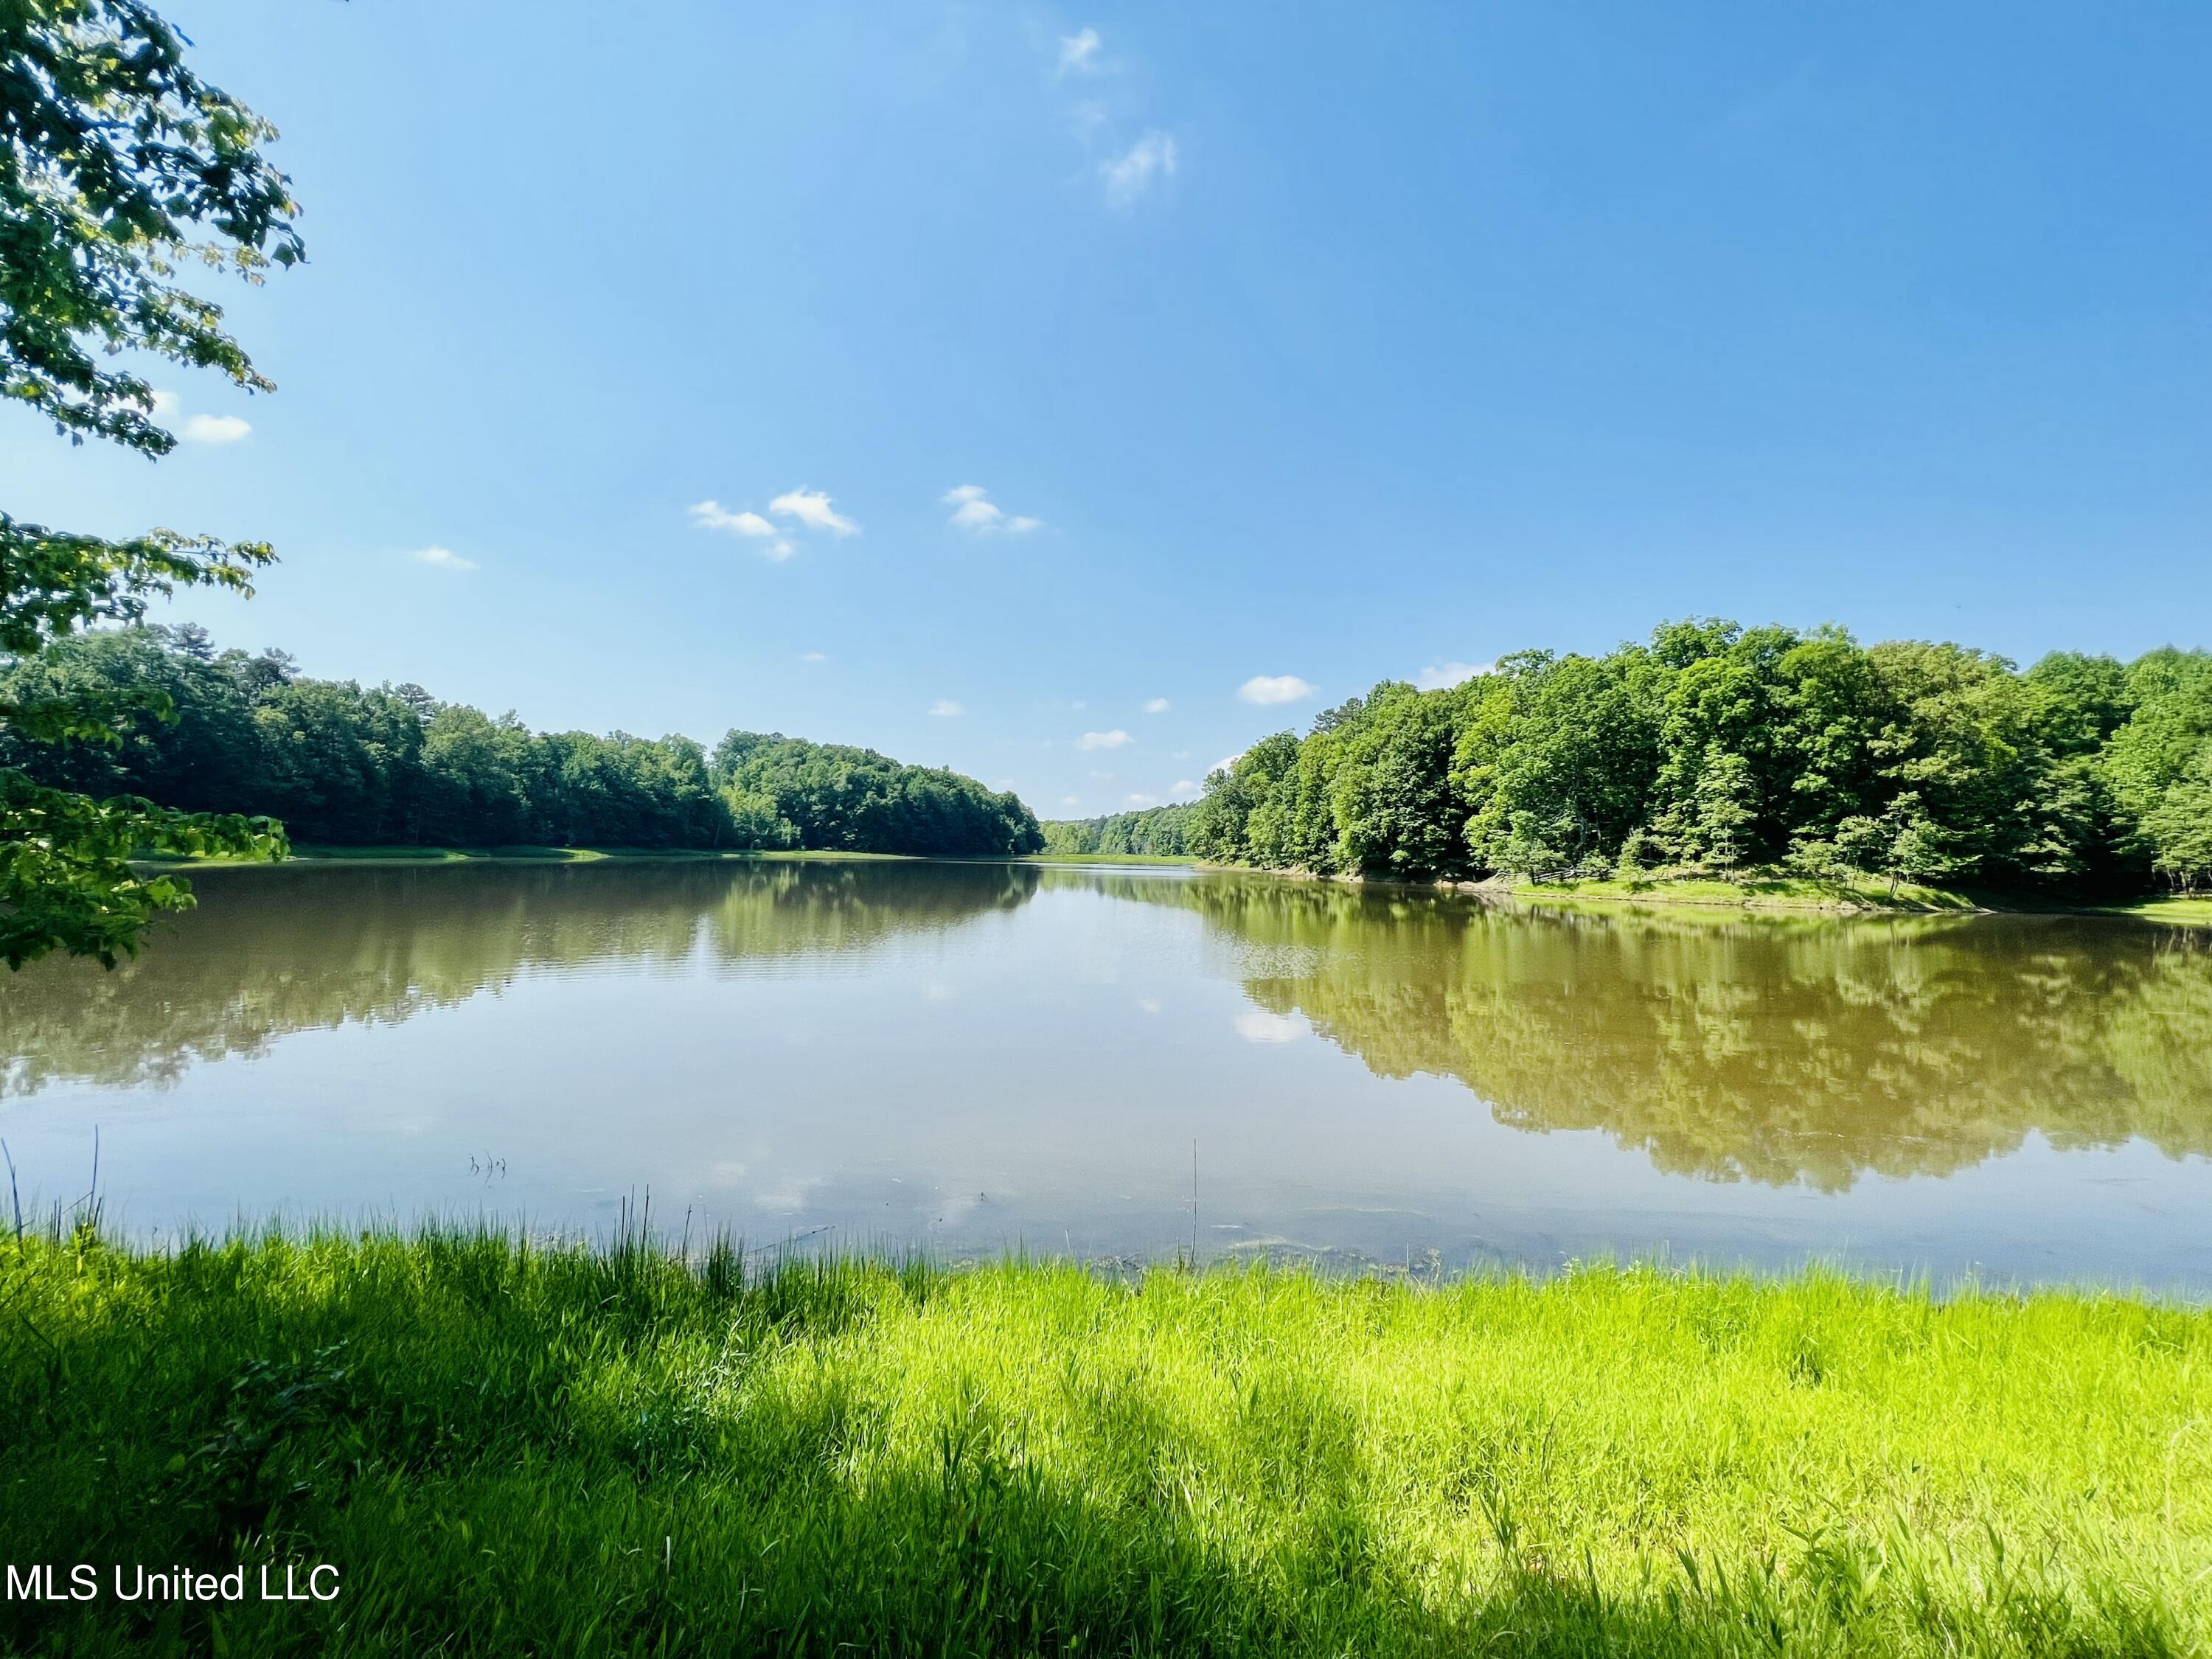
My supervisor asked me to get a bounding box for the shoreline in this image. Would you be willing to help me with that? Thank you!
[133,844,936,870]
[127,844,2211,924]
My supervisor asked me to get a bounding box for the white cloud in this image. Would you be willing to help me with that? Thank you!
[770,488,859,535]
[799,651,828,663]
[1416,660,1492,691]
[1126,793,1159,807]
[1076,729,1132,751]
[1211,753,1243,776]
[1234,1010,1305,1044]
[1060,795,1082,807]
[407,546,477,572]
[1238,674,1314,706]
[942,484,1041,535]
[1058,27,1101,74]
[762,538,798,562]
[1171,779,1199,796]
[148,389,181,417]
[929,700,964,717]
[1101,131,1177,205]
[181,413,251,444]
[689,500,778,537]
[1144,697,1171,714]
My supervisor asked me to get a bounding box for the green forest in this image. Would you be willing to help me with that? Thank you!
[0,627,1042,858]
[1183,620,2212,896]
[1040,804,1194,857]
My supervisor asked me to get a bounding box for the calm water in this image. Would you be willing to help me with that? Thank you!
[3,859,2209,1287]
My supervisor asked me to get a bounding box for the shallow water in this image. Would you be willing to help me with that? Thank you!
[2,859,2208,1287]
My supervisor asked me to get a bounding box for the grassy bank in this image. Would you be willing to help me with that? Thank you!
[1499,872,2212,926]
[1498,872,1985,913]
[2102,893,2212,926]
[4,1232,2207,1655]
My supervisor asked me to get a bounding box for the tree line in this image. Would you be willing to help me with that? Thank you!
[0,627,1043,858]
[1040,804,1194,857]
[1183,620,2212,895]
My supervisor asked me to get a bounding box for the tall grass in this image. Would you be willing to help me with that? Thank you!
[1,1226,2205,1655]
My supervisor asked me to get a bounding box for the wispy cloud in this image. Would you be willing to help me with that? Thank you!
[1125,793,1158,807]
[1076,730,1132,751]
[1170,779,1199,796]
[799,651,828,664]
[1058,26,1101,74]
[942,484,1041,535]
[1416,661,1492,690]
[1101,131,1177,205]
[1060,795,1082,808]
[929,700,964,717]
[1143,697,1171,714]
[407,546,477,572]
[181,413,251,444]
[692,499,800,560]
[147,389,181,417]
[770,488,860,535]
[690,500,778,537]
[1238,674,1314,706]
[1211,753,1243,776]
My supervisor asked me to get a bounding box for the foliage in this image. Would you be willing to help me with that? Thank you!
[711,728,1040,857]
[1040,803,1194,857]
[1192,618,2212,895]
[1,1232,2206,1655]
[0,626,1044,856]
[2,0,304,964]
[0,769,278,965]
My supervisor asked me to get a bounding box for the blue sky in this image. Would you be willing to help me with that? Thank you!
[9,2,2209,816]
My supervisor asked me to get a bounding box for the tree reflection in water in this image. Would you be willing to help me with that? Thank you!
[1067,872,2212,1189]
[0,860,1040,1095]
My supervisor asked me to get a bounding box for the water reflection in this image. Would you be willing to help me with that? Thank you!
[1,860,1040,1095]
[3,860,2208,1203]
[1067,872,2212,1189]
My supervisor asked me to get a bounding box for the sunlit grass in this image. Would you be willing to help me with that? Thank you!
[2104,894,2212,927]
[1506,870,1982,911]
[3,1228,2205,1655]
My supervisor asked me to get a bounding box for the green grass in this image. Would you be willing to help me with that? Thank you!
[1503,872,1984,913]
[4,1230,2206,1655]
[2098,893,2212,927]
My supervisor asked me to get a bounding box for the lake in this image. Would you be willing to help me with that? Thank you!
[3,858,2208,1289]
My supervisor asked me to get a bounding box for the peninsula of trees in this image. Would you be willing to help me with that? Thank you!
[1181,621,2212,896]
[0,628,1043,858]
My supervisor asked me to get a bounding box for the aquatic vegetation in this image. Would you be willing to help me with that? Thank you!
[2,1229,2205,1655]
